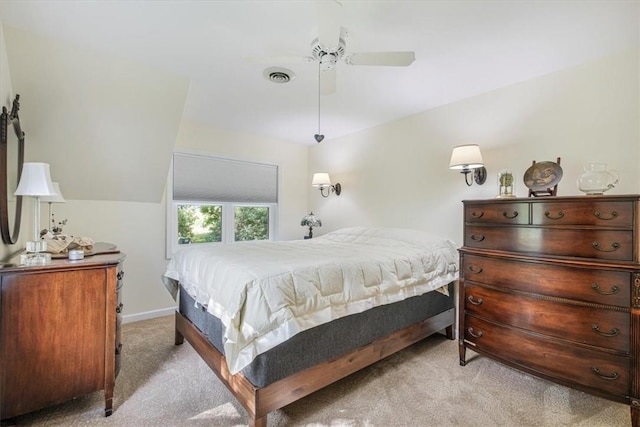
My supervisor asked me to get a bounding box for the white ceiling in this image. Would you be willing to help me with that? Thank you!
[1,0,638,146]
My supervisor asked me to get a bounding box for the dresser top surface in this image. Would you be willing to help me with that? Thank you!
[463,194,640,204]
[0,242,125,273]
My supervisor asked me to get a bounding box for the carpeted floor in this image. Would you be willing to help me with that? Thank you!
[5,315,631,426]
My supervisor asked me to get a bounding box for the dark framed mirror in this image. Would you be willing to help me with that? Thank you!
[0,94,25,244]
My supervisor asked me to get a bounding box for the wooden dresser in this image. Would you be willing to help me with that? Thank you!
[0,248,125,420]
[458,195,640,425]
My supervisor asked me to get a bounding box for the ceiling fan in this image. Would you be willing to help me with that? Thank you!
[263,1,415,95]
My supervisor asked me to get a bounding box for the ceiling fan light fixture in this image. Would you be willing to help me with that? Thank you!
[310,37,346,61]
[263,67,296,84]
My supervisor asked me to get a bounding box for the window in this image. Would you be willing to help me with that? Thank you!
[176,204,222,244]
[167,153,278,257]
[234,206,270,241]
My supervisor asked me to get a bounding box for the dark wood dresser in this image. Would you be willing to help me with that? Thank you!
[0,247,125,419]
[458,195,640,425]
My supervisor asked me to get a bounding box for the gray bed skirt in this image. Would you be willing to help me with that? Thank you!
[179,282,455,388]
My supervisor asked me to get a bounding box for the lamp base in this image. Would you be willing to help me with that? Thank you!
[19,251,51,266]
[20,240,52,266]
[25,240,48,253]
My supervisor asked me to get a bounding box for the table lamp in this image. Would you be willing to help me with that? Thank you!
[14,162,58,265]
[301,212,322,239]
[40,182,66,234]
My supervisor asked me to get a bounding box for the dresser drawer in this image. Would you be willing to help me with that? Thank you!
[465,203,529,225]
[464,283,630,352]
[464,315,630,397]
[465,226,633,261]
[532,201,634,227]
[462,254,631,307]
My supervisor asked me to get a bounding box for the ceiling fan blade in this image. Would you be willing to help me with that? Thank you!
[316,1,342,49]
[320,68,336,95]
[345,51,416,66]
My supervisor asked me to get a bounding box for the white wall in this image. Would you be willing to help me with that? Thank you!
[0,24,12,113]
[3,25,189,204]
[0,23,27,261]
[309,49,639,246]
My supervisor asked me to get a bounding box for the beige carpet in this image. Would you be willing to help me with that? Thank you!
[6,315,631,426]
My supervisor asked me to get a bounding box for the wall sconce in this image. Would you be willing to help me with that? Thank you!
[312,173,342,197]
[449,144,487,186]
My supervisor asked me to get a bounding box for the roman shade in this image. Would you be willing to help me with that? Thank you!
[172,153,278,203]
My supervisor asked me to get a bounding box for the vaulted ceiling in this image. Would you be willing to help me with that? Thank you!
[2,1,638,146]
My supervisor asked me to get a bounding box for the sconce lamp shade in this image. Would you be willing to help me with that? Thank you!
[312,173,332,187]
[40,182,66,203]
[312,172,342,197]
[14,163,58,197]
[449,144,484,170]
[449,145,487,186]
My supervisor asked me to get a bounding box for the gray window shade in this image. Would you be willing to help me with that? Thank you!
[173,153,278,203]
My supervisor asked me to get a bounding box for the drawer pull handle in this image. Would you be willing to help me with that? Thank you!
[115,343,123,355]
[467,327,483,339]
[592,241,620,252]
[467,265,483,274]
[591,283,620,295]
[591,367,619,381]
[594,211,618,221]
[502,211,518,219]
[544,210,564,220]
[592,324,620,337]
[117,271,125,280]
[116,303,124,314]
[470,234,485,242]
[467,296,483,305]
[471,211,484,219]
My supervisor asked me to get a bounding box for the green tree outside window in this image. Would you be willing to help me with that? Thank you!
[177,204,268,244]
[234,206,269,241]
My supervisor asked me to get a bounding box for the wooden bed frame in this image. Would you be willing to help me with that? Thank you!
[175,306,455,426]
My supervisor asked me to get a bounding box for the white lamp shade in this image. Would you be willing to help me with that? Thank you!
[449,144,484,170]
[14,163,58,197]
[40,182,66,203]
[312,173,331,187]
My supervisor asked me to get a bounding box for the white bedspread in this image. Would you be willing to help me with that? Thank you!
[162,227,459,374]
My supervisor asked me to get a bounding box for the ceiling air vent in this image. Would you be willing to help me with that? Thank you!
[263,67,295,84]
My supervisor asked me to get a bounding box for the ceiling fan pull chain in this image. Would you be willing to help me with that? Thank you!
[314,60,325,143]
[318,60,321,132]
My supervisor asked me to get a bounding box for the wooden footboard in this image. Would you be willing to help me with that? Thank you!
[175,307,455,427]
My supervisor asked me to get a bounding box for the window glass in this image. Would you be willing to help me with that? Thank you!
[177,204,222,245]
[234,206,269,241]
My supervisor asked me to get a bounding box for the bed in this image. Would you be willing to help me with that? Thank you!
[162,227,459,426]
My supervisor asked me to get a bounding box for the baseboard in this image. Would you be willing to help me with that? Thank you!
[123,306,176,324]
